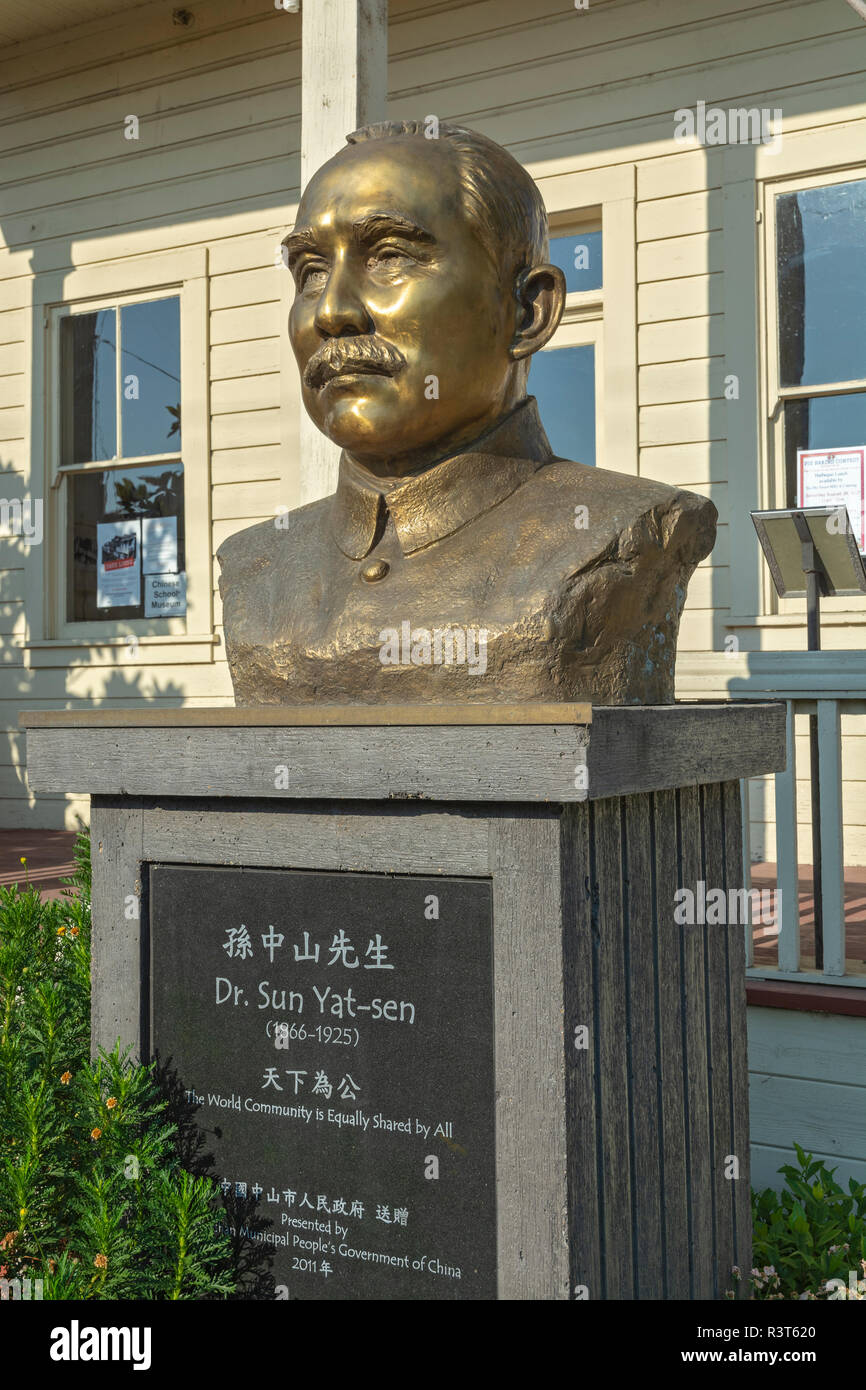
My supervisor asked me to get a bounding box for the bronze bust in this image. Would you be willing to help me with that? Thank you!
[218,121,716,705]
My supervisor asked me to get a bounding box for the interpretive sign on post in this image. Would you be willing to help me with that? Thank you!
[149,864,497,1300]
[797,446,866,552]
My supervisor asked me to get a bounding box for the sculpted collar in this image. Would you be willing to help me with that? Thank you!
[330,396,555,560]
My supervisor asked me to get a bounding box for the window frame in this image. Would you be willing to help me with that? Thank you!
[761,165,866,620]
[539,215,604,465]
[532,162,637,477]
[28,248,213,662]
[54,287,184,631]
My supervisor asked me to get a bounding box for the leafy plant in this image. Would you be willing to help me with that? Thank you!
[751,1143,866,1299]
[0,833,237,1299]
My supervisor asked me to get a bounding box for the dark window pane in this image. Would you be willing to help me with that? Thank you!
[777,180,866,388]
[68,462,185,622]
[549,230,602,294]
[60,309,117,464]
[530,344,596,465]
[784,391,866,511]
[120,297,181,456]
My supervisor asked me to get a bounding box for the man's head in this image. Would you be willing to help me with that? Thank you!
[284,121,565,478]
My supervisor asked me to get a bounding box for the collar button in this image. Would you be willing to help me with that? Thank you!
[361,559,390,583]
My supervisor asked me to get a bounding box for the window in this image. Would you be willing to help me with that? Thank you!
[58,294,186,624]
[767,173,866,596]
[778,178,866,518]
[530,218,603,466]
[548,228,603,294]
[30,248,210,656]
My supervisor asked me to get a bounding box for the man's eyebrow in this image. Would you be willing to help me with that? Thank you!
[281,227,318,265]
[352,212,435,246]
[281,214,435,266]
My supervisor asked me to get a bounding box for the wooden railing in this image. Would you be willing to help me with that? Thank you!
[741,697,857,985]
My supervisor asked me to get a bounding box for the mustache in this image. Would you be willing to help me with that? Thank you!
[303,335,407,390]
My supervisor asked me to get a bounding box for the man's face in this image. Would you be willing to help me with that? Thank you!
[286,137,520,474]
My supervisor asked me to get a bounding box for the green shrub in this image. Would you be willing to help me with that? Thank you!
[0,833,237,1299]
[751,1143,866,1299]
[8,834,865,1303]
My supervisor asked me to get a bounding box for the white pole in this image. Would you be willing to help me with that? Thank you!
[297,0,388,504]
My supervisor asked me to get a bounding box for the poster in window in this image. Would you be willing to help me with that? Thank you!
[797,447,866,552]
[142,516,178,574]
[144,572,186,617]
[96,520,141,608]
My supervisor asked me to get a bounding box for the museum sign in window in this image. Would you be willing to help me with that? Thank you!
[530,219,602,466]
[770,175,866,561]
[57,294,186,624]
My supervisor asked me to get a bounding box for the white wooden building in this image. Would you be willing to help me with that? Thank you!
[1,0,866,1190]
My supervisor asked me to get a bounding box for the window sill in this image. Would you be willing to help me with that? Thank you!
[22,635,218,648]
[20,634,220,668]
[727,612,866,628]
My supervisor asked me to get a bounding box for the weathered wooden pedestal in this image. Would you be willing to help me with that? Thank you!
[25,702,785,1301]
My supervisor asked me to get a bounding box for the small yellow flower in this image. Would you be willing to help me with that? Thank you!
[106,1097,117,1110]
[60,1071,72,1085]
[19,856,26,865]
[56,926,66,937]
[18,1208,26,1221]
[70,926,79,937]
[93,1253,108,1270]
[90,1127,102,1141]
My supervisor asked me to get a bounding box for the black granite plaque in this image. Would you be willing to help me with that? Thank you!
[149,864,497,1300]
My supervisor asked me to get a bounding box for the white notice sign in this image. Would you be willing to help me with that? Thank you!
[142,516,178,574]
[145,572,186,617]
[797,447,866,551]
[97,520,141,608]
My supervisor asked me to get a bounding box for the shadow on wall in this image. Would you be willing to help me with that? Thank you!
[0,5,304,832]
[0,455,187,831]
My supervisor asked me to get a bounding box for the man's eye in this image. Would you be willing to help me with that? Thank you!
[298,263,328,290]
[368,247,413,271]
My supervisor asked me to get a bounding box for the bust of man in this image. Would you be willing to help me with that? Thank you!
[218,120,716,706]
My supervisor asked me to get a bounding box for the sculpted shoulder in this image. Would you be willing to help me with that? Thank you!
[521,456,717,570]
[216,495,331,592]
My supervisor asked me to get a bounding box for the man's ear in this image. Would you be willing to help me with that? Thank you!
[510,263,566,361]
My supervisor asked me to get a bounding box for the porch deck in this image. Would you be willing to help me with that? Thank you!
[1,832,864,970]
[751,861,866,979]
[0,828,78,900]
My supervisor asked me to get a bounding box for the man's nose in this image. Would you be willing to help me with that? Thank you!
[313,255,372,338]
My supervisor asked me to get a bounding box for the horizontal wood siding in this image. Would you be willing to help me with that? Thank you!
[748,1006,866,1189]
[0,0,864,833]
[0,1,299,824]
